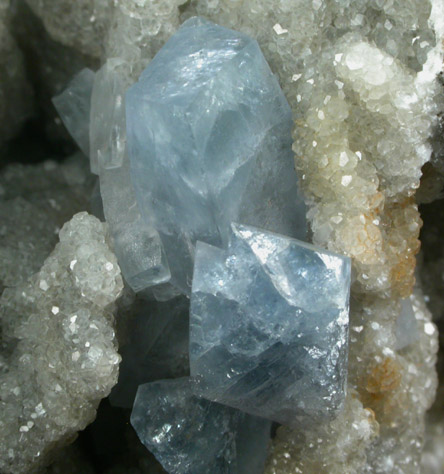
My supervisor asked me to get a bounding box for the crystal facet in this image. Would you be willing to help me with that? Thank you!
[131,377,271,474]
[126,17,306,296]
[190,223,351,426]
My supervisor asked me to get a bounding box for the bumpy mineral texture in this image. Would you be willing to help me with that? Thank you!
[0,212,123,473]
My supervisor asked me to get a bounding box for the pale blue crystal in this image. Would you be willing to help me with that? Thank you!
[395,297,419,350]
[52,68,94,159]
[131,377,270,474]
[190,223,351,427]
[126,17,306,297]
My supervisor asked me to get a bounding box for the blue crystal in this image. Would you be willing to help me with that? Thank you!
[52,68,95,160]
[395,298,419,350]
[110,296,190,408]
[190,223,351,427]
[126,17,306,296]
[131,377,271,474]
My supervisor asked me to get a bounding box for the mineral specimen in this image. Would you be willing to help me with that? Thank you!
[126,17,306,296]
[190,223,350,426]
[131,377,271,474]
[0,212,123,473]
[110,295,190,409]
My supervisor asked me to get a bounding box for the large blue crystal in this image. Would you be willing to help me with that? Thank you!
[190,223,351,427]
[126,17,306,296]
[131,377,271,474]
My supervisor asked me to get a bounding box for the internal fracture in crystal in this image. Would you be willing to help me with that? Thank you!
[126,16,306,296]
[131,377,271,474]
[190,223,351,426]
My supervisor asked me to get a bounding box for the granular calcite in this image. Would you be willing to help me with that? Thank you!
[0,154,93,289]
[24,0,112,59]
[0,212,123,473]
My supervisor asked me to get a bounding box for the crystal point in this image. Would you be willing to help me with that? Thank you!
[126,17,306,296]
[190,223,351,427]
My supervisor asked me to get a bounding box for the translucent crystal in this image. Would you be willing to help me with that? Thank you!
[190,223,351,426]
[131,377,271,474]
[52,68,95,160]
[395,297,419,350]
[126,17,306,296]
[54,62,170,293]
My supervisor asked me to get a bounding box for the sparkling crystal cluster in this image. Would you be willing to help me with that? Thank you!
[0,212,123,473]
[190,223,350,426]
[1,0,443,472]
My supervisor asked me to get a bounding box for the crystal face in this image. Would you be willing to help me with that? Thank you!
[190,223,351,426]
[126,16,306,296]
[131,377,271,474]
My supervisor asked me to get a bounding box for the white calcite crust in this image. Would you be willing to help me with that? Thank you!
[0,212,123,473]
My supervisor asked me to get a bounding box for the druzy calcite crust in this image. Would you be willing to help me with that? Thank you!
[190,223,351,427]
[126,17,306,296]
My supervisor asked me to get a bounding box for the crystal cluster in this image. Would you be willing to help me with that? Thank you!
[131,378,271,474]
[1,0,443,472]
[0,212,123,473]
[190,223,350,426]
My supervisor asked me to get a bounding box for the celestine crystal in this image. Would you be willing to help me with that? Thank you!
[126,17,306,297]
[190,223,351,426]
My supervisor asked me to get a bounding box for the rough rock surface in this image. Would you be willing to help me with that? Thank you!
[0,212,123,473]
[0,0,32,145]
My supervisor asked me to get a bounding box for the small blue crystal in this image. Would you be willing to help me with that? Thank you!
[395,297,419,350]
[131,377,271,474]
[126,17,306,296]
[190,223,351,427]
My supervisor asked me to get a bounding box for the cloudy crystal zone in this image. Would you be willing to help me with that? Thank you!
[126,16,306,297]
[190,223,351,427]
[131,377,271,474]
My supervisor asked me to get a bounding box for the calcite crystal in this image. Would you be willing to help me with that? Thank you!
[0,212,123,473]
[131,377,271,474]
[190,223,350,426]
[126,17,306,296]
